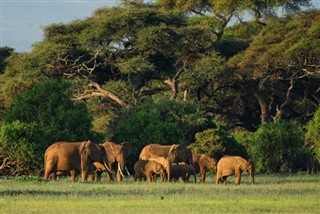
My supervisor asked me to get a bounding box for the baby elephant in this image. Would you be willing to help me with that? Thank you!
[170,163,196,183]
[134,160,165,182]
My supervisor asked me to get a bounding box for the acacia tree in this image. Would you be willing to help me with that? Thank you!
[155,0,310,39]
[228,10,320,127]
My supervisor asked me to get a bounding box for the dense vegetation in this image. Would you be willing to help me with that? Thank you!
[0,0,319,175]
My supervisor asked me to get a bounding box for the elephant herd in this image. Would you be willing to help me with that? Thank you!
[44,141,255,185]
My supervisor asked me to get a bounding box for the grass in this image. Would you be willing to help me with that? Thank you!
[0,174,320,213]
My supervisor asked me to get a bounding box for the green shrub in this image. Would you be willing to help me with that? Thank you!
[250,120,309,173]
[0,121,47,174]
[4,79,96,142]
[305,108,320,165]
[189,122,248,160]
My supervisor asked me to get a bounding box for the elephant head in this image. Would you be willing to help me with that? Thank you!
[81,141,110,179]
[240,160,255,184]
[168,145,193,166]
[103,141,133,181]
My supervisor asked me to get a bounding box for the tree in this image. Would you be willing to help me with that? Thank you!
[155,0,310,39]
[228,10,320,128]
[4,79,97,143]
[0,46,14,74]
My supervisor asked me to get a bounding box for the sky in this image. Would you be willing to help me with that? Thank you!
[1,0,320,53]
[0,0,118,52]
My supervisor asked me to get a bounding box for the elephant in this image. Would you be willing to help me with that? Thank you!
[148,157,171,181]
[134,160,165,182]
[98,141,133,182]
[216,155,255,185]
[170,163,196,183]
[145,160,165,182]
[44,141,109,182]
[133,160,148,181]
[139,144,193,180]
[192,153,217,182]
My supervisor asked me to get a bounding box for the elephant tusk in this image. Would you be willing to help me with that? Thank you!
[125,166,130,176]
[118,163,125,177]
[104,161,113,174]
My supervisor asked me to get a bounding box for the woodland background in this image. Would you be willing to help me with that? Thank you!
[0,0,319,175]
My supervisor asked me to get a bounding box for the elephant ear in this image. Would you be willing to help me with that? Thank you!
[168,144,179,156]
[121,142,133,158]
[168,144,179,163]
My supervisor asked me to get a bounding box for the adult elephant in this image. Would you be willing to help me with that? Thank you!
[139,144,193,181]
[44,141,109,182]
[99,141,133,182]
[193,153,217,182]
[216,155,255,185]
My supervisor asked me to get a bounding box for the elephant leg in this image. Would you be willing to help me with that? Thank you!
[216,173,221,184]
[81,170,88,182]
[70,170,78,181]
[44,163,56,180]
[222,176,227,185]
[235,174,241,185]
[106,171,114,182]
[235,170,241,185]
[203,171,206,182]
[200,167,205,182]
[96,171,102,182]
[88,174,95,182]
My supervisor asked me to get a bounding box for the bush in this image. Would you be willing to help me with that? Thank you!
[249,120,309,173]
[305,108,320,168]
[0,121,47,174]
[4,79,96,142]
[189,122,248,160]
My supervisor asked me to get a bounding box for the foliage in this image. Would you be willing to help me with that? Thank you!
[247,120,309,173]
[0,121,46,174]
[3,79,97,143]
[189,122,248,160]
[112,98,210,165]
[228,9,320,127]
[305,108,320,163]
[0,46,14,73]
[0,80,103,174]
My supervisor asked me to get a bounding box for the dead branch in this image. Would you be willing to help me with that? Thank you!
[74,82,127,107]
[0,158,9,170]
[272,79,294,122]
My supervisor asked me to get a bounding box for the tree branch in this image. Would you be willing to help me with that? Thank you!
[74,82,127,107]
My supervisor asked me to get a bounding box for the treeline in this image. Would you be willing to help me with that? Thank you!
[0,0,319,175]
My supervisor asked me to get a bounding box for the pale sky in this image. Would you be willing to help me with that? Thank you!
[1,0,320,53]
[1,0,118,52]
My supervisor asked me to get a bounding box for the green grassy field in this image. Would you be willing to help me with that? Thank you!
[0,174,319,213]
